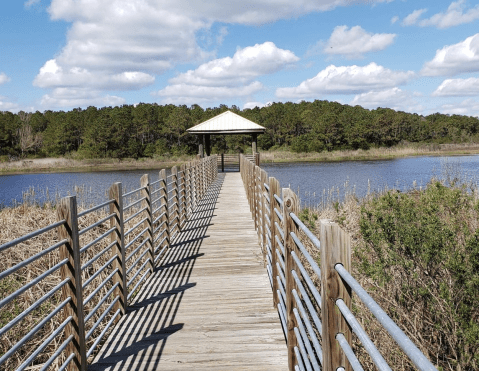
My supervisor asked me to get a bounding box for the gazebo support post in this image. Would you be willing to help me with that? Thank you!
[252,133,258,154]
[205,134,211,157]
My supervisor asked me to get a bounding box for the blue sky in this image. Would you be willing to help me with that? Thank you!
[1,0,479,116]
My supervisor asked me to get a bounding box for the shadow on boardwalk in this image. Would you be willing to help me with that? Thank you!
[90,174,225,370]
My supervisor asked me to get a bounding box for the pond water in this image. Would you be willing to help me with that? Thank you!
[1,155,478,209]
[0,169,173,209]
[263,155,479,208]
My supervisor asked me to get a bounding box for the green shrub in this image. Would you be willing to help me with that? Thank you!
[298,207,318,230]
[359,182,479,369]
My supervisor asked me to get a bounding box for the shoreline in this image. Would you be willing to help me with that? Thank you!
[259,144,479,164]
[2,144,479,175]
[0,157,191,175]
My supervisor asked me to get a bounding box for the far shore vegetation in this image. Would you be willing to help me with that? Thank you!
[2,141,479,175]
[0,154,192,175]
[2,100,479,174]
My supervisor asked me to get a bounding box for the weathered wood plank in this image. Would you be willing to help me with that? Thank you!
[91,173,287,370]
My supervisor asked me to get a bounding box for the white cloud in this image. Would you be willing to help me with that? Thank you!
[39,88,126,109]
[401,9,427,26]
[432,77,479,96]
[44,0,389,76]
[350,87,424,113]
[47,2,207,74]
[402,1,479,29]
[244,101,269,109]
[439,98,479,116]
[35,0,393,108]
[36,0,208,108]
[0,72,11,85]
[421,33,479,76]
[323,25,396,58]
[170,42,298,87]
[216,26,228,46]
[276,63,415,99]
[391,15,399,24]
[157,42,297,105]
[34,59,155,90]
[157,82,264,105]
[0,99,21,113]
[24,0,40,9]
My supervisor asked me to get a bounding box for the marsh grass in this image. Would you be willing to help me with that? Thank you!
[260,142,479,164]
[0,189,154,370]
[0,154,193,175]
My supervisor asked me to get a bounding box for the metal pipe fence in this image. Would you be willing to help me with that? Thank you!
[0,155,218,371]
[239,154,438,371]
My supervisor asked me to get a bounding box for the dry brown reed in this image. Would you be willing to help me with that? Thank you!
[0,195,152,370]
[260,142,479,164]
[0,155,193,175]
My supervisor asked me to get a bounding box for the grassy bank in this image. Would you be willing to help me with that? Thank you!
[4,142,479,175]
[260,142,479,163]
[0,155,195,175]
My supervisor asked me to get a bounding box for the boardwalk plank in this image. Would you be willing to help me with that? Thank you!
[90,173,287,370]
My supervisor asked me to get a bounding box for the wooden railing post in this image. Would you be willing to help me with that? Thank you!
[57,196,87,371]
[109,182,127,317]
[180,164,186,227]
[185,162,191,218]
[194,161,198,205]
[192,161,197,210]
[207,157,210,189]
[205,157,209,189]
[251,162,254,212]
[221,153,224,172]
[202,159,206,197]
[283,189,300,371]
[320,220,352,371]
[198,160,202,200]
[159,169,170,249]
[254,166,260,233]
[260,169,267,266]
[269,177,280,307]
[140,174,154,272]
[199,159,202,201]
[171,166,179,232]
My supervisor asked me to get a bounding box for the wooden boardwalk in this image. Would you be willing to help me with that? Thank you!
[90,172,288,370]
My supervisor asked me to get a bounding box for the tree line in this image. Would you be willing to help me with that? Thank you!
[1,100,479,160]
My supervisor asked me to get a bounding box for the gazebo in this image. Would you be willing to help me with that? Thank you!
[187,110,266,158]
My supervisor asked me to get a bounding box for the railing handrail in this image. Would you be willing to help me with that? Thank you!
[239,153,438,371]
[0,155,218,371]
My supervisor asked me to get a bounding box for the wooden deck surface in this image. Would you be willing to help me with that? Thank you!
[90,172,287,370]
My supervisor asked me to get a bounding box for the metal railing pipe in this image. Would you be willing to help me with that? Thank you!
[335,264,438,371]
[78,199,114,217]
[0,220,65,253]
[336,298,390,371]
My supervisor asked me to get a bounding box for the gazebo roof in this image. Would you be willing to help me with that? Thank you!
[187,110,265,135]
